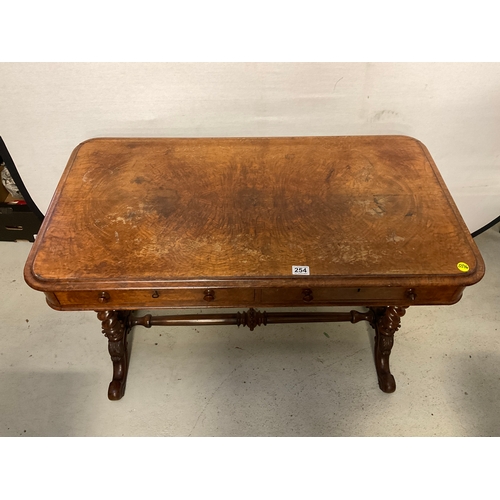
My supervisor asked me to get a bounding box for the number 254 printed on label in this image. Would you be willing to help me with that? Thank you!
[292,266,310,275]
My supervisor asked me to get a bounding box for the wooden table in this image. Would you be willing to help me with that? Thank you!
[24,136,485,400]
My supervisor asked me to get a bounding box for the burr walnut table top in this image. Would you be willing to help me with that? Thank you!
[24,136,484,310]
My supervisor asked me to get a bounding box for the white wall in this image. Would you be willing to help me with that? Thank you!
[1,62,499,232]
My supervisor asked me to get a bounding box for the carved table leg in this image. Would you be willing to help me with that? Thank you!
[97,310,131,400]
[370,306,407,393]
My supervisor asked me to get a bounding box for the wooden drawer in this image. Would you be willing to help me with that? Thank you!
[258,286,464,306]
[260,287,407,306]
[54,287,256,310]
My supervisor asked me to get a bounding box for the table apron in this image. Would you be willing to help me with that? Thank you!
[46,285,466,310]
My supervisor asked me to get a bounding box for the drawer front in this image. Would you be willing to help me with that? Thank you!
[54,288,256,310]
[259,286,463,306]
[260,287,407,305]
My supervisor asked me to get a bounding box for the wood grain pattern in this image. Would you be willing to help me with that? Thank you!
[25,136,484,302]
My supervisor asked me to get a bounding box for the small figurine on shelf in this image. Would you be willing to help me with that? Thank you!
[1,162,26,205]
[0,137,43,241]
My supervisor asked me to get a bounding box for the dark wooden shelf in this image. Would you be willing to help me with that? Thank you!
[0,137,43,242]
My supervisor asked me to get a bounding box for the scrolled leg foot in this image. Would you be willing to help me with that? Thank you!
[97,310,131,400]
[370,306,407,393]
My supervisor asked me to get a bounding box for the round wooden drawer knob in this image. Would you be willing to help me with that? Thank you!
[204,289,215,302]
[302,289,313,302]
[98,291,110,303]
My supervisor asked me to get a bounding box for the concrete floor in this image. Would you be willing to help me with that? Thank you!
[1,224,499,437]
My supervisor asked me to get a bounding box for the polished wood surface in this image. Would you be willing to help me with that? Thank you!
[25,136,483,308]
[23,136,485,399]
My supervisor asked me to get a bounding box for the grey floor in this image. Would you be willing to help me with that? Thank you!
[1,224,499,437]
